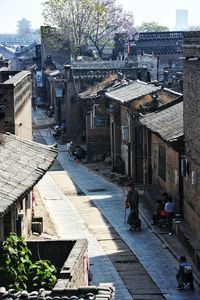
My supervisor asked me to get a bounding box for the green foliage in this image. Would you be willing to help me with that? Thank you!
[29,260,57,290]
[0,233,57,291]
[137,22,169,32]
[0,233,32,290]
[42,0,135,58]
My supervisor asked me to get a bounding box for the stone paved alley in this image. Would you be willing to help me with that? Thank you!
[33,108,200,300]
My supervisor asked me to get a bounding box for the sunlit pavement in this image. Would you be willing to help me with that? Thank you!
[34,109,200,299]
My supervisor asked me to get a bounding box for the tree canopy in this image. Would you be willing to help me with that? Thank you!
[42,0,135,58]
[137,22,169,33]
[17,18,32,35]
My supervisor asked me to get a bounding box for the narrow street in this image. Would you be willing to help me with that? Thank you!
[33,108,200,300]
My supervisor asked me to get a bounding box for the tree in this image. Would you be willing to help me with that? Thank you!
[137,22,169,32]
[42,0,135,58]
[17,18,32,35]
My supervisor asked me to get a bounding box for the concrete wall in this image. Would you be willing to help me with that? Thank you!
[183,31,200,236]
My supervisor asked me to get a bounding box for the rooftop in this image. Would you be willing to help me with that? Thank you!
[139,101,183,142]
[105,80,161,103]
[0,133,57,216]
[1,70,31,86]
[71,61,133,70]
[78,74,118,99]
[0,285,115,300]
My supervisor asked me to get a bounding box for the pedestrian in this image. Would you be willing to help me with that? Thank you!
[125,183,139,214]
[125,184,141,231]
[127,208,141,231]
[164,195,175,235]
[176,256,194,290]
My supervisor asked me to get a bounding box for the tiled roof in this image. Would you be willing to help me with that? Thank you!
[78,74,118,99]
[139,101,183,142]
[105,80,161,102]
[0,285,115,300]
[0,133,57,216]
[71,61,128,70]
[2,71,31,86]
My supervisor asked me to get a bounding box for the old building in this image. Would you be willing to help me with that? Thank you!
[129,31,183,85]
[78,74,119,160]
[0,70,32,139]
[0,132,57,241]
[105,81,182,182]
[130,31,183,64]
[139,100,184,214]
[183,31,200,236]
[0,54,11,69]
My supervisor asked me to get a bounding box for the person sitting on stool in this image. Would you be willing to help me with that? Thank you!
[176,256,194,290]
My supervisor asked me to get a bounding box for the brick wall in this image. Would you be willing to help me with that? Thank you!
[27,239,88,289]
[151,134,180,207]
[0,71,32,139]
[183,31,200,236]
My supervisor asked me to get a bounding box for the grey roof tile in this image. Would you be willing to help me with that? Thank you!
[139,101,183,142]
[0,133,57,216]
[0,285,114,300]
[105,80,161,102]
[78,75,118,99]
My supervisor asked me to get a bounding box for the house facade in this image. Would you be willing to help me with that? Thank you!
[105,81,182,181]
[0,133,57,241]
[183,31,200,235]
[78,75,119,160]
[140,101,184,214]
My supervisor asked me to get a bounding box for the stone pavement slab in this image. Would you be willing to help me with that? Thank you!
[37,173,132,300]
[55,142,200,299]
[34,110,200,299]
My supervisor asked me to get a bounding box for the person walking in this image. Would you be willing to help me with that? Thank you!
[125,184,141,231]
[126,184,139,214]
[164,195,175,235]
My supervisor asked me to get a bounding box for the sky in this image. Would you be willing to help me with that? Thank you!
[0,0,200,33]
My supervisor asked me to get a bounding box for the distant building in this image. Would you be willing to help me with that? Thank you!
[0,70,32,139]
[128,31,183,84]
[176,9,188,31]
